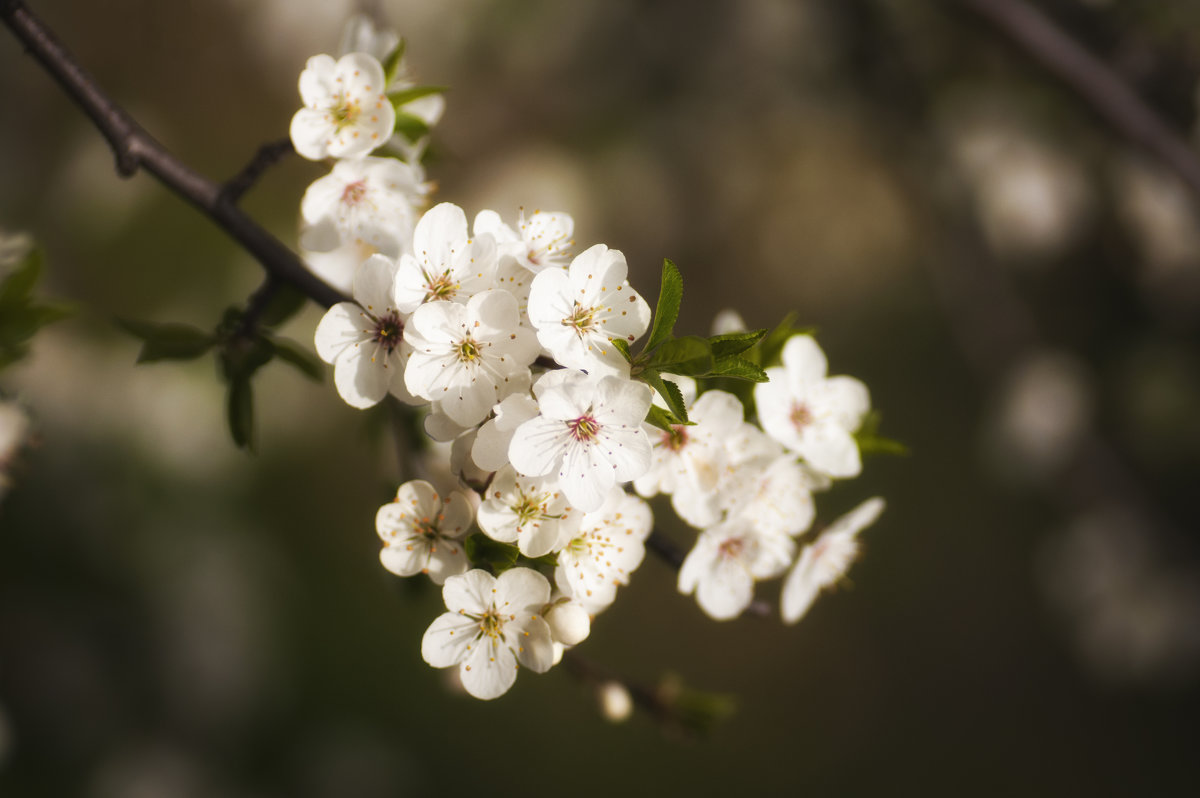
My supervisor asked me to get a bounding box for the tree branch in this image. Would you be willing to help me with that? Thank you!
[960,0,1200,199]
[0,0,348,309]
[221,138,296,205]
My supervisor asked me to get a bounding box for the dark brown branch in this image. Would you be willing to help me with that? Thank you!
[221,138,295,204]
[960,0,1200,199]
[0,0,348,309]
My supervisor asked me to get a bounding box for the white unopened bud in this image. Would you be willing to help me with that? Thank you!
[711,308,747,336]
[544,600,590,646]
[598,681,633,723]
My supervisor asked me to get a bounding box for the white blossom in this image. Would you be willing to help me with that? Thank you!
[299,157,428,257]
[543,595,591,646]
[718,454,817,539]
[290,53,395,161]
[678,519,795,621]
[781,497,885,625]
[474,208,574,274]
[634,385,746,529]
[376,480,472,584]
[509,371,652,512]
[403,289,539,427]
[476,465,580,558]
[313,254,413,408]
[421,568,556,700]
[394,203,497,313]
[526,244,650,377]
[471,392,539,472]
[555,487,653,613]
[754,334,870,478]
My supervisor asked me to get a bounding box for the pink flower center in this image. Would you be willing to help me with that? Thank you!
[568,415,600,442]
[373,311,404,352]
[717,537,745,560]
[659,425,688,452]
[790,402,814,431]
[341,179,367,206]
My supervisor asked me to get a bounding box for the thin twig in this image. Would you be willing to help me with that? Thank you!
[221,138,296,205]
[960,0,1200,199]
[0,0,347,309]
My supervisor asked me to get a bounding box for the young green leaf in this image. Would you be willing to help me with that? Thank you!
[644,258,683,354]
[647,335,713,376]
[644,404,684,433]
[392,110,431,142]
[227,376,255,452]
[708,328,767,359]
[611,337,633,363]
[270,337,324,382]
[116,319,214,363]
[0,247,42,306]
[388,85,446,106]
[639,368,689,424]
[464,534,520,574]
[706,355,768,382]
[381,38,407,86]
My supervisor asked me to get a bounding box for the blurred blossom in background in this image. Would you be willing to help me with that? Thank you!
[1,0,1199,795]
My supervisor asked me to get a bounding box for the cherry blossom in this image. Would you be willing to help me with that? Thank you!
[299,157,428,257]
[476,466,581,558]
[376,480,472,584]
[754,334,871,478]
[403,289,539,427]
[526,244,650,377]
[421,568,556,700]
[313,254,414,408]
[508,371,653,512]
[290,53,395,161]
[474,208,574,274]
[678,519,796,621]
[555,487,653,613]
[394,203,497,313]
[781,497,885,625]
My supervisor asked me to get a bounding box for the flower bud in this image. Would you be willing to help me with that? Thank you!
[544,600,590,646]
[598,681,633,723]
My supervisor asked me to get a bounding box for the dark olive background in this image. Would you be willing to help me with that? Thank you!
[1,1,1199,795]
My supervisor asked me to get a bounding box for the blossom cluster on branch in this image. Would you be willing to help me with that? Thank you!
[290,18,889,702]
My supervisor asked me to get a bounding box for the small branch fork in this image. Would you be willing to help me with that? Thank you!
[0,0,348,309]
[3,0,777,609]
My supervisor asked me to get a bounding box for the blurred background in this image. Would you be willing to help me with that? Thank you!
[2,0,1200,794]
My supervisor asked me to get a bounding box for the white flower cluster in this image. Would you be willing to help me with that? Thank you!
[292,26,888,702]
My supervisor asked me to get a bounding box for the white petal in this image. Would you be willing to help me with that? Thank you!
[781,334,829,388]
[421,612,477,668]
[512,617,556,673]
[460,637,517,700]
[441,569,496,615]
[800,425,862,479]
[353,254,398,312]
[314,302,368,363]
[495,566,551,609]
[332,343,391,408]
[509,417,569,478]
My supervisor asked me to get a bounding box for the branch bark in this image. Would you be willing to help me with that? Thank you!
[0,0,348,309]
[960,0,1200,199]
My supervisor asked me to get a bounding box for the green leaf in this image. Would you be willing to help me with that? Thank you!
[392,110,431,142]
[755,313,816,368]
[644,259,683,354]
[388,84,446,106]
[381,38,407,86]
[227,376,254,452]
[464,534,520,573]
[708,328,767,358]
[706,355,768,382]
[854,410,909,457]
[0,247,42,306]
[0,303,72,345]
[270,337,324,382]
[117,318,215,363]
[611,337,633,363]
[639,369,689,424]
[647,335,712,376]
[658,673,737,738]
[644,404,684,433]
[256,284,307,328]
